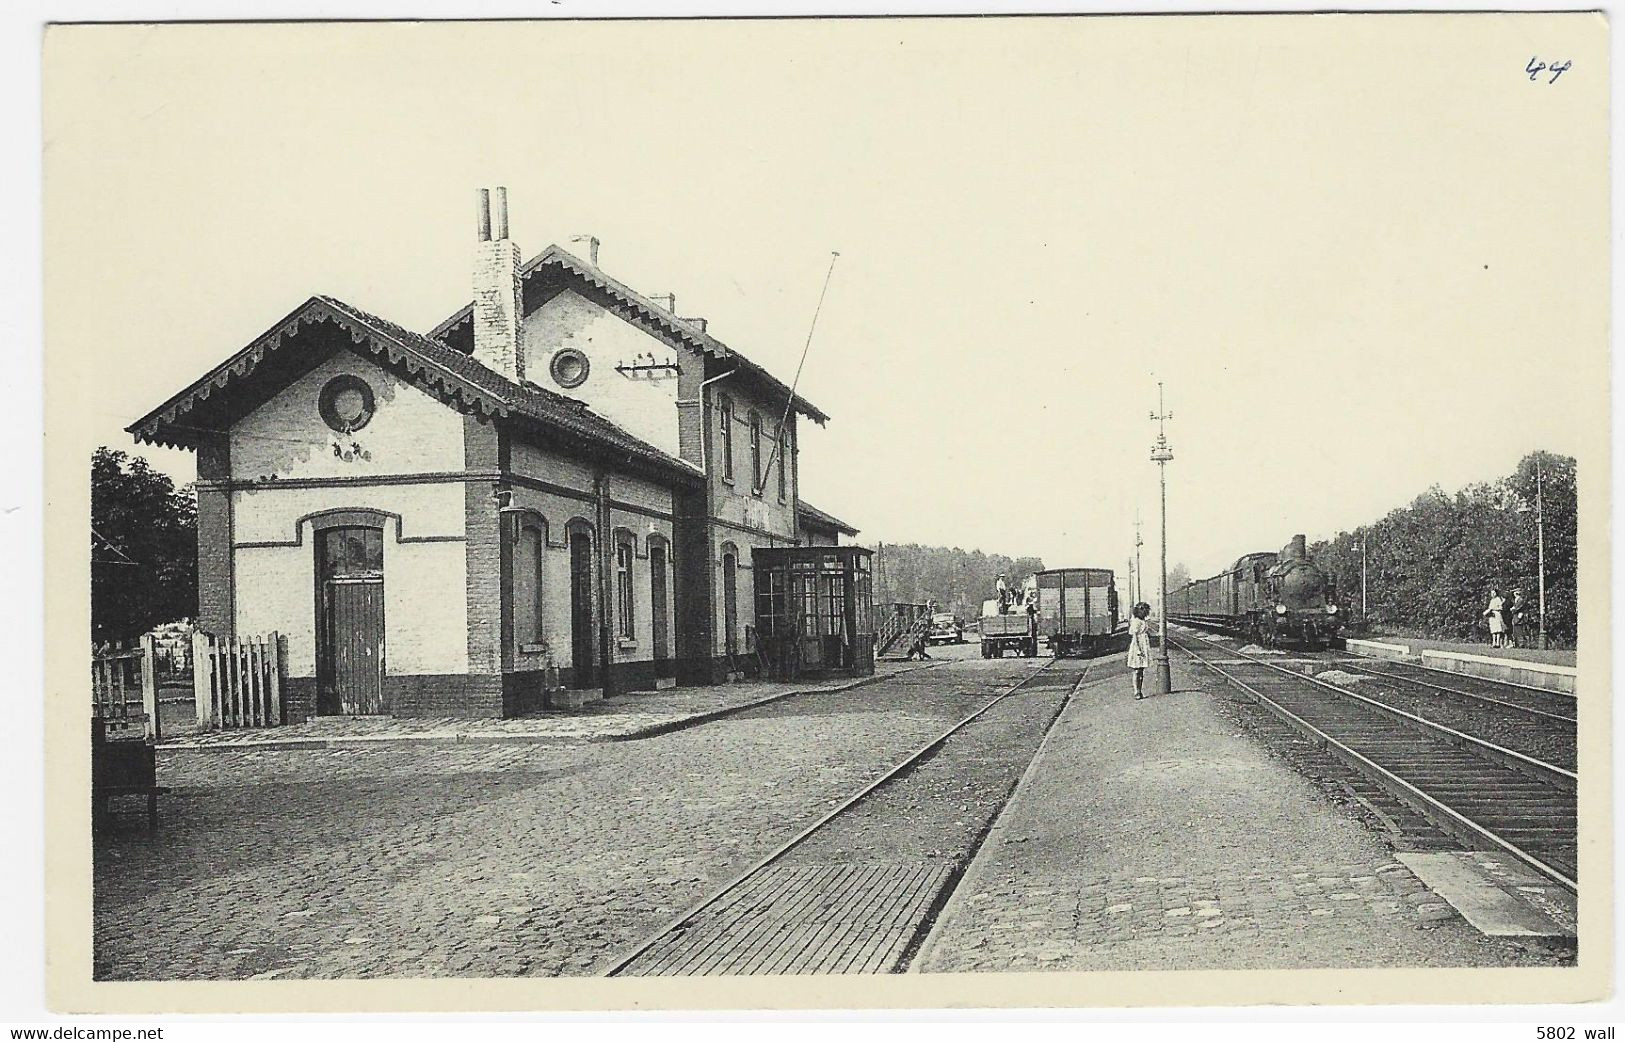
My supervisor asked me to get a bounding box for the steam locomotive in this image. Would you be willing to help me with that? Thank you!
[1167,534,1342,649]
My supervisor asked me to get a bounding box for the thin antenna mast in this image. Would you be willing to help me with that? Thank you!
[759,251,840,493]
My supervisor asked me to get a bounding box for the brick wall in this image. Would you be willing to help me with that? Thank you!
[473,239,525,381]
[196,434,234,637]
[464,416,504,677]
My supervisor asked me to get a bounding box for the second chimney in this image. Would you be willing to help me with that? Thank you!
[473,187,525,381]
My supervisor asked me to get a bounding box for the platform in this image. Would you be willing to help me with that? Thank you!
[1343,636,1577,694]
[912,660,1569,972]
[159,660,936,751]
[1353,635,1575,668]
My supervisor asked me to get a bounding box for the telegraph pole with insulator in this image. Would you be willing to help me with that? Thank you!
[1149,383,1174,696]
[1536,455,1548,650]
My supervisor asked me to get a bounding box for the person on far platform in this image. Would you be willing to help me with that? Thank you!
[1128,601,1153,699]
[1483,587,1507,649]
[1508,588,1529,648]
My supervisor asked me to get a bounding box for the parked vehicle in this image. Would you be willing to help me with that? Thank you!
[979,599,1038,658]
[1034,567,1124,657]
[927,613,963,646]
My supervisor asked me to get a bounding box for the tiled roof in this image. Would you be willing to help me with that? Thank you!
[430,244,829,424]
[797,500,859,536]
[128,295,703,483]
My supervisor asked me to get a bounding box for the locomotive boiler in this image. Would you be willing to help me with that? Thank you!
[1168,534,1342,649]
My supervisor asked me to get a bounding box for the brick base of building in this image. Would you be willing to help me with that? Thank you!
[281,658,699,721]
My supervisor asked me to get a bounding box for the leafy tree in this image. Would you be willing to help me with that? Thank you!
[1309,452,1577,645]
[868,543,1047,619]
[91,447,197,645]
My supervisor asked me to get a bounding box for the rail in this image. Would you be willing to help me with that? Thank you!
[599,658,1071,976]
[1172,630,1576,894]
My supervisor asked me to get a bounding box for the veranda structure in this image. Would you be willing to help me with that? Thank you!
[751,546,875,681]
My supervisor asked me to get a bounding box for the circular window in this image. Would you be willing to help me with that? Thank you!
[550,348,590,389]
[318,375,376,434]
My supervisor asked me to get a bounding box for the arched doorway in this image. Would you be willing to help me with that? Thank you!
[568,526,596,688]
[722,548,739,659]
[649,539,670,674]
[316,524,385,715]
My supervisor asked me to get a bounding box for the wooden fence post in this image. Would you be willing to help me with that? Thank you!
[140,633,160,743]
[192,631,212,729]
[269,632,284,725]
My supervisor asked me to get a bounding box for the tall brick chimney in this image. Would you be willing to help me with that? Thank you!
[473,187,525,381]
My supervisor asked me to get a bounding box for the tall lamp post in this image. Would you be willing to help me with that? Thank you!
[1536,455,1548,650]
[1149,383,1174,696]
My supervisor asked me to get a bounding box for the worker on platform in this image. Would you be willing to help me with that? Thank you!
[995,573,1009,613]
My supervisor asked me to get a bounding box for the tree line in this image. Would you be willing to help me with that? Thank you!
[1161,453,1576,645]
[92,447,198,645]
[869,543,1046,620]
[1309,452,1576,646]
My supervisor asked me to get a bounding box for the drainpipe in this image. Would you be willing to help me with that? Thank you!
[687,367,738,479]
[692,367,739,681]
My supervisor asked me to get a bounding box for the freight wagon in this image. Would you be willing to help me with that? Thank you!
[1035,567,1125,657]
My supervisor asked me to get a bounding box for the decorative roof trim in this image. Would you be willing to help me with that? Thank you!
[127,297,510,450]
[127,296,705,486]
[429,244,829,425]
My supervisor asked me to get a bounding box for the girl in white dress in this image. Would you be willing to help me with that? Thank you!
[1128,602,1153,699]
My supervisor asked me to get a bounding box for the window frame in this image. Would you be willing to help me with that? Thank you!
[615,538,636,641]
[776,425,788,502]
[749,411,763,496]
[513,521,547,651]
[718,394,734,484]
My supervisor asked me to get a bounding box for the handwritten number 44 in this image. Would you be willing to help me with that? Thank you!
[1528,57,1572,83]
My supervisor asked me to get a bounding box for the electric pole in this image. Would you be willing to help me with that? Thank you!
[1149,383,1174,696]
[1536,455,1548,650]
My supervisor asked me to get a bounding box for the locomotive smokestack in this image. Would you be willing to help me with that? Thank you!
[1289,534,1307,560]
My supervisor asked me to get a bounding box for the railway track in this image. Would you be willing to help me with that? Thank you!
[600,657,1108,976]
[1332,658,1575,724]
[1172,630,1577,893]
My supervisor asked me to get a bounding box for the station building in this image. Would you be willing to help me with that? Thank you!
[129,188,868,719]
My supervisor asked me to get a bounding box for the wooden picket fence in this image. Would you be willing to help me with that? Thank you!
[91,635,161,741]
[192,631,285,730]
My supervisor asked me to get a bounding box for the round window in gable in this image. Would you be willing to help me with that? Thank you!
[550,348,591,389]
[318,374,376,434]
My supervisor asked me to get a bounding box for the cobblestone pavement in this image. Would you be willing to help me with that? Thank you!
[94,650,1039,980]
[162,660,933,749]
[917,661,1568,972]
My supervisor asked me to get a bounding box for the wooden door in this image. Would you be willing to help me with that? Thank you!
[723,552,738,658]
[317,526,385,715]
[569,531,596,688]
[650,544,670,668]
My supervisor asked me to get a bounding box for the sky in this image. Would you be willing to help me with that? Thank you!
[46,15,1608,587]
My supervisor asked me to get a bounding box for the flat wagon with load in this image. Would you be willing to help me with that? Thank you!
[979,596,1038,658]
